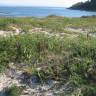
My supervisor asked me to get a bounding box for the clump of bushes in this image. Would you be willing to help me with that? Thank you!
[0,33,96,95]
[5,85,22,96]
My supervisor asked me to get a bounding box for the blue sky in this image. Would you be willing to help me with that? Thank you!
[0,0,87,7]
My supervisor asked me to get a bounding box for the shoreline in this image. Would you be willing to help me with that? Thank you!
[68,7,96,12]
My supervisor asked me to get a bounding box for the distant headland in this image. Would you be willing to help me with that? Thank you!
[69,0,96,11]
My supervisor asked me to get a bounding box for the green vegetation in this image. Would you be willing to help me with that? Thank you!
[0,34,96,95]
[5,85,22,96]
[0,16,96,95]
[1,16,96,33]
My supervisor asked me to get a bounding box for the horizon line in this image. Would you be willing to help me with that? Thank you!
[0,5,69,8]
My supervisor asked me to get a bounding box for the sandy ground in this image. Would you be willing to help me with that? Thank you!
[0,27,21,37]
[0,67,75,96]
[0,27,96,39]
[0,69,55,96]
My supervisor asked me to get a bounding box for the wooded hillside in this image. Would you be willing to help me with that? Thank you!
[70,0,96,11]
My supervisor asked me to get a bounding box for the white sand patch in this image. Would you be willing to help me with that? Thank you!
[65,27,88,34]
[0,73,20,91]
[0,26,21,37]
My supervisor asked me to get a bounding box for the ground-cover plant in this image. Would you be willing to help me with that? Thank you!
[0,34,96,81]
[0,16,96,95]
[1,16,96,33]
[5,85,22,96]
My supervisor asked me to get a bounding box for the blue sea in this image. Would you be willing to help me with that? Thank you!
[0,6,96,18]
